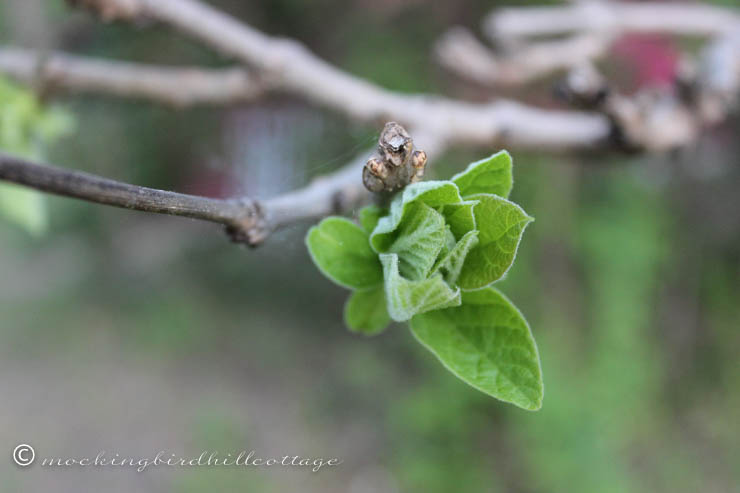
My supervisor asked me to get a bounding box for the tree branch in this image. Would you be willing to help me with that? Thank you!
[484,2,740,41]
[65,0,610,150]
[439,1,740,88]
[0,151,268,244]
[0,0,732,248]
[0,123,446,246]
[0,148,379,246]
[435,27,611,87]
[435,2,740,151]
[0,46,262,107]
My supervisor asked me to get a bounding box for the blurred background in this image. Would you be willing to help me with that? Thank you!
[1,0,739,492]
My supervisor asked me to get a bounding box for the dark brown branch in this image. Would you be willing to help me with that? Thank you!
[0,152,265,245]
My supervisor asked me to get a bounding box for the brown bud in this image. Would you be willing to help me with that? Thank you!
[366,157,388,179]
[363,122,429,193]
[362,166,386,193]
[411,150,427,169]
[378,122,412,167]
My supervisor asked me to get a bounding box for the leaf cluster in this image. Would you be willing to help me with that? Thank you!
[306,151,543,410]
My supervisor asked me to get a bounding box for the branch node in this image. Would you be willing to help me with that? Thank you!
[224,198,268,248]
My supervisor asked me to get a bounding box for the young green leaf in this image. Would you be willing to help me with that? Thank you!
[344,287,391,335]
[457,194,533,290]
[306,217,383,290]
[410,287,543,410]
[452,150,513,199]
[370,181,463,251]
[438,226,457,258]
[358,204,385,234]
[441,200,478,239]
[432,230,479,285]
[380,253,461,322]
[387,202,447,281]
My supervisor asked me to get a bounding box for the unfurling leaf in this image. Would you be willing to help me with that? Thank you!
[441,200,478,239]
[370,181,462,251]
[381,253,460,322]
[457,194,533,290]
[432,230,479,285]
[386,202,447,281]
[410,287,543,411]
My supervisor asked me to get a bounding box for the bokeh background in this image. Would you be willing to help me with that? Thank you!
[1,1,739,492]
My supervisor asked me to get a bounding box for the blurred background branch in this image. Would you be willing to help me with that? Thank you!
[0,47,264,107]
[436,1,740,151]
[484,1,740,40]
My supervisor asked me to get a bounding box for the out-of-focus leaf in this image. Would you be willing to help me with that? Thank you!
[0,183,47,235]
[358,204,385,234]
[344,286,391,335]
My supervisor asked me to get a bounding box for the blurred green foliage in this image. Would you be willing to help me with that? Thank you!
[0,77,74,233]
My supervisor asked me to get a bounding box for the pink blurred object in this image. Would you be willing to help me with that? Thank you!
[612,34,680,90]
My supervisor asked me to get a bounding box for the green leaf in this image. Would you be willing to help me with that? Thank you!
[306,217,383,290]
[344,287,391,335]
[441,200,478,239]
[457,194,533,290]
[386,202,447,281]
[0,77,75,235]
[452,150,513,199]
[432,230,479,285]
[358,204,385,234]
[0,183,47,235]
[438,226,457,258]
[380,253,461,322]
[410,287,543,410]
[370,181,462,252]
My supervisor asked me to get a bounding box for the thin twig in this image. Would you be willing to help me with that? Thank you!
[0,126,446,245]
[0,148,368,246]
[0,151,267,244]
